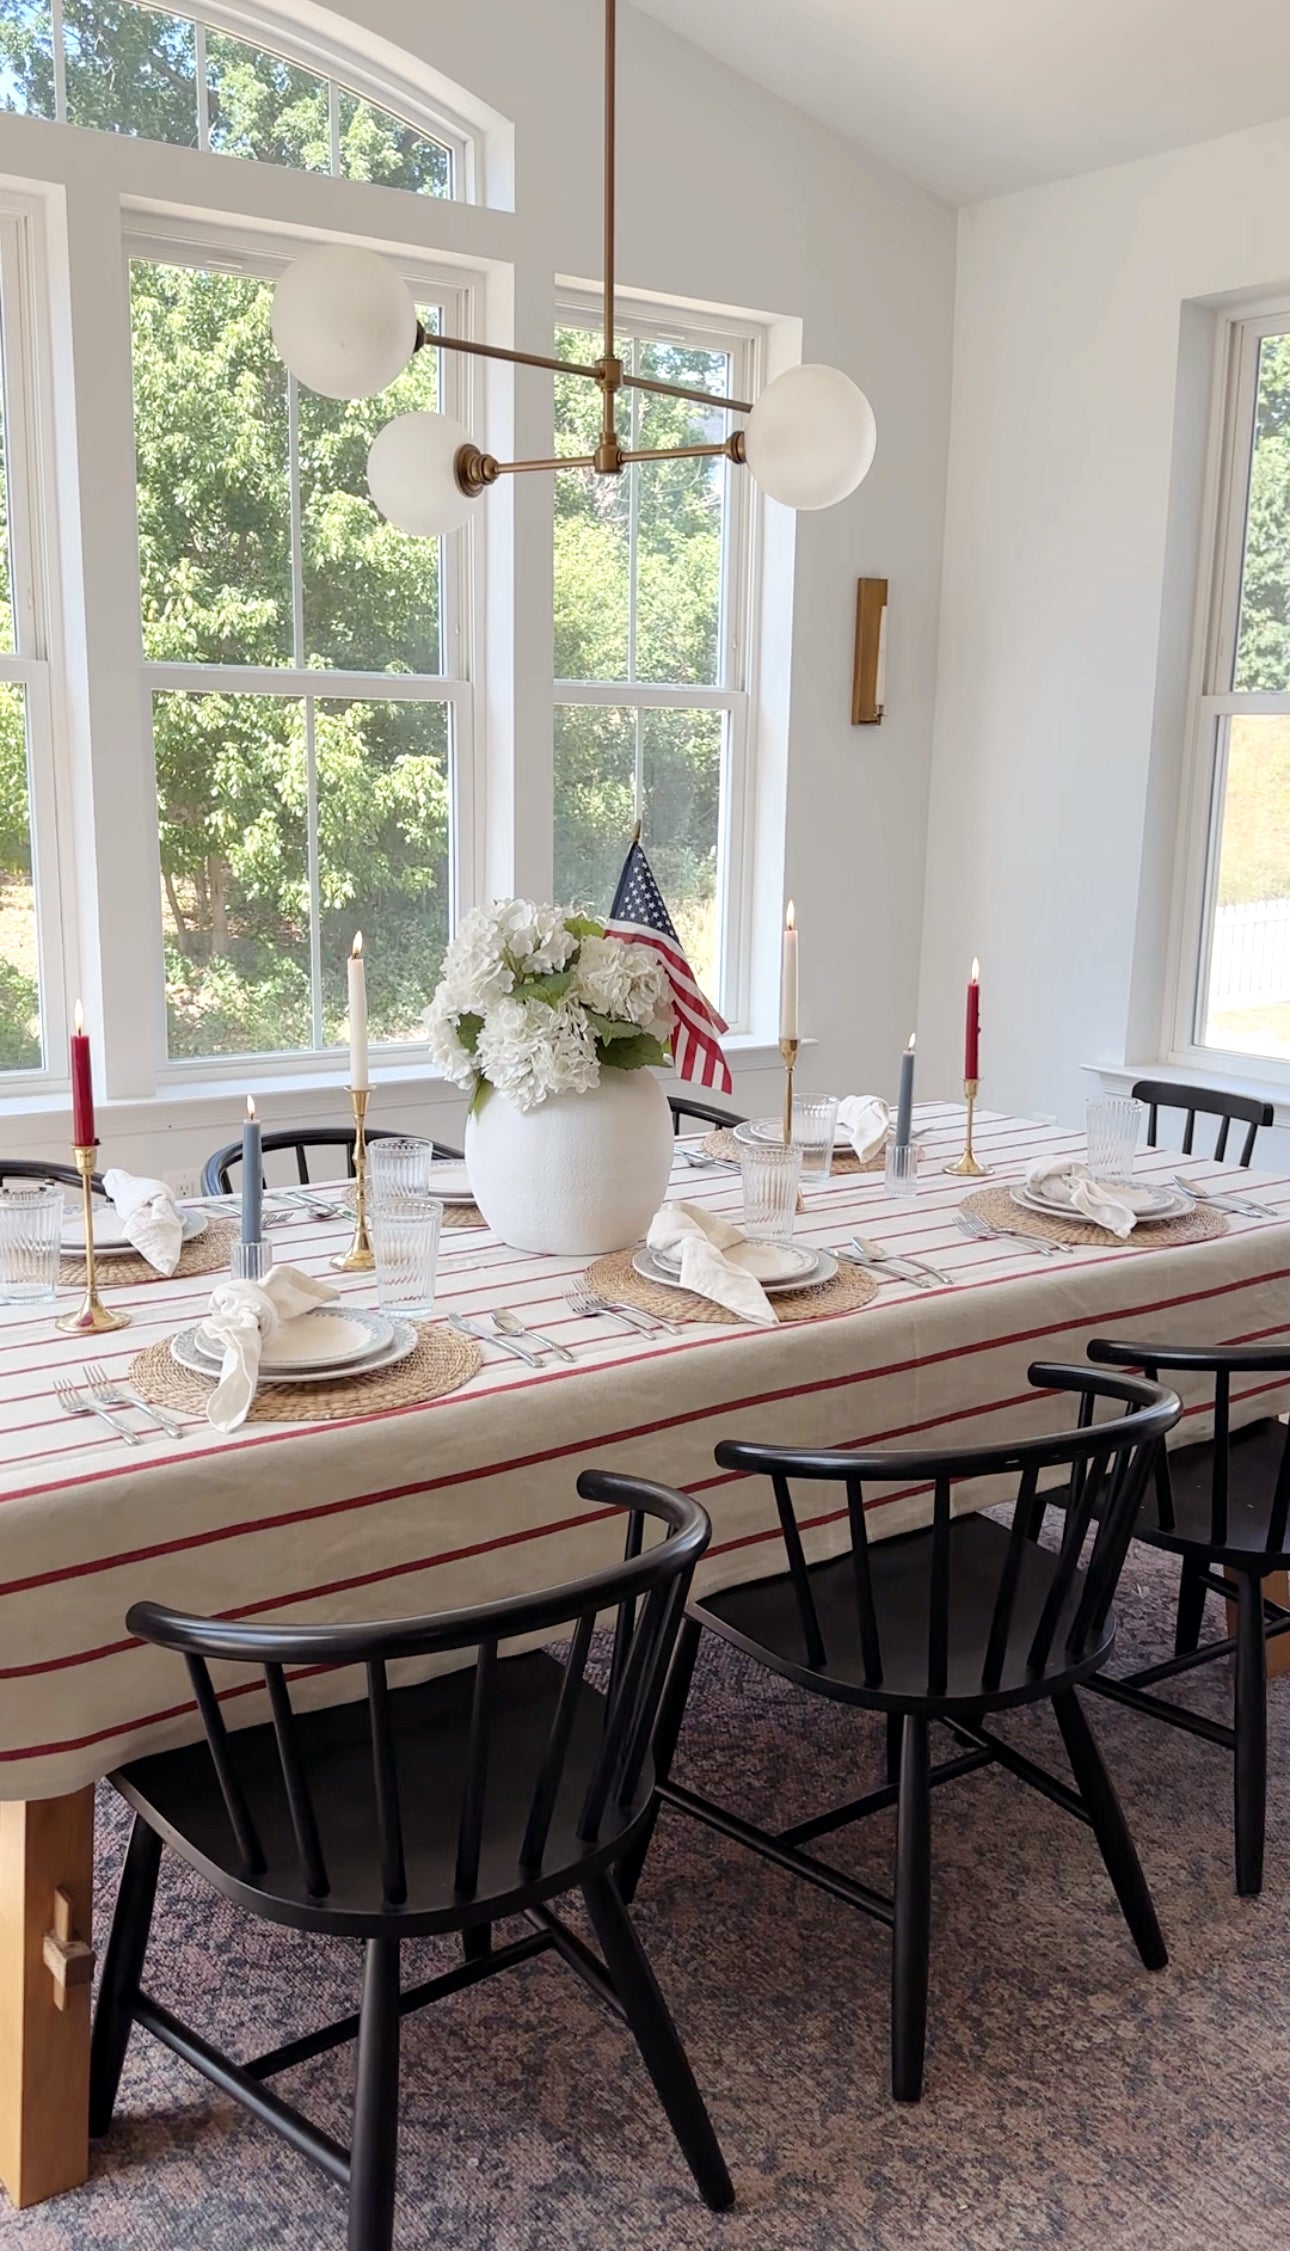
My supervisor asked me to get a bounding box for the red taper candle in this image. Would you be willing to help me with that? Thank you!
[965,959,980,1081]
[70,999,95,1146]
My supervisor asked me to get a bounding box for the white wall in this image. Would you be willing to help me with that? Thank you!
[920,115,1290,1153]
[0,0,957,1177]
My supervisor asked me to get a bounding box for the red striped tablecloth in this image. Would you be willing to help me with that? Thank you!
[2,1105,1288,1800]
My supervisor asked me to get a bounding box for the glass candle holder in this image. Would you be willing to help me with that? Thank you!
[230,1239,272,1285]
[884,1141,920,1206]
[739,1139,802,1243]
[372,1195,442,1317]
[0,1182,64,1305]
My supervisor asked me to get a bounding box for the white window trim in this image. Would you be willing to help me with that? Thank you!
[552,286,762,1031]
[1165,295,1290,1088]
[122,213,485,1088]
[0,192,73,1103]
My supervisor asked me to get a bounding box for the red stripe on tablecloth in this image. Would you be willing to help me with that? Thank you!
[1,1264,1287,1590]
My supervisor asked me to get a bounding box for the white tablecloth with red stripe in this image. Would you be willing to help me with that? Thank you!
[3,1106,1289,1801]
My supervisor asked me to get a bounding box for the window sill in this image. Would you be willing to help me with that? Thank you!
[1083,1057,1290,1125]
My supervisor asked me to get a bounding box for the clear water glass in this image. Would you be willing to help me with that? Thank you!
[372,1194,442,1317]
[1085,1096,1144,1182]
[790,1096,840,1181]
[369,1136,438,1209]
[0,1182,64,1305]
[739,1139,802,1243]
[884,1141,920,1207]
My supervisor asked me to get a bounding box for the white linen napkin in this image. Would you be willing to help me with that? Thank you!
[1024,1156,1161,1241]
[203,1265,340,1432]
[836,1096,890,1164]
[645,1202,777,1326]
[102,1167,184,1276]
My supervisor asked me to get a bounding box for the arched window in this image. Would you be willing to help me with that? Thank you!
[0,0,466,196]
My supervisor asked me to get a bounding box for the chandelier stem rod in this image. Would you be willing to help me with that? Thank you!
[603,0,616,420]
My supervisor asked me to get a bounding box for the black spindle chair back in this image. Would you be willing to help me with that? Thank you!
[0,1158,105,1193]
[1131,1077,1273,1169]
[715,1364,1178,1705]
[668,1096,745,1135]
[201,1126,461,1198]
[1087,1337,1290,1560]
[125,1470,707,1923]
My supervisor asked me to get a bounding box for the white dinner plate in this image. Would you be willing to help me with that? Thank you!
[62,1206,208,1257]
[652,1237,821,1287]
[172,1316,417,1387]
[424,1162,476,1206]
[194,1306,394,1374]
[743,1117,928,1147]
[633,1244,838,1296]
[1011,1180,1190,1224]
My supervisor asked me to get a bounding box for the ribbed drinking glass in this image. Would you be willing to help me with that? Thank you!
[369,1136,438,1209]
[738,1139,802,1244]
[372,1194,442,1317]
[0,1183,64,1305]
[1085,1097,1144,1183]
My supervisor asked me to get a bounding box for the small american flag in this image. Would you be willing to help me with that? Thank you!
[607,838,733,1094]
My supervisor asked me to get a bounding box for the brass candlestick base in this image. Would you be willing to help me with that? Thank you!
[333,1087,375,1273]
[780,1036,800,1145]
[56,1143,130,1332]
[944,1078,990,1178]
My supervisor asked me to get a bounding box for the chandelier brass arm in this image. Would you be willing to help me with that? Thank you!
[418,327,755,422]
[456,430,746,495]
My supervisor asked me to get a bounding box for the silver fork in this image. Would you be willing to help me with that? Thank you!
[566,1282,675,1337]
[957,1208,1072,1258]
[52,1373,140,1445]
[851,1234,953,1286]
[678,1148,736,1170]
[82,1368,184,1439]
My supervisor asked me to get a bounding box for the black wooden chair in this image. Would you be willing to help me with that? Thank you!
[639,1365,1180,2103]
[1080,1336,1290,1896]
[668,1096,744,1135]
[0,1158,105,1193]
[89,1472,732,2247]
[201,1126,462,1196]
[1130,1078,1273,1169]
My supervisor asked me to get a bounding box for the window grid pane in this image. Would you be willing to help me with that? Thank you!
[1201,711,1290,1063]
[0,680,41,1072]
[1234,333,1290,694]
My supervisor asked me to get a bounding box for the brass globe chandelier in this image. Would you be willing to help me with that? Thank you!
[270,0,877,534]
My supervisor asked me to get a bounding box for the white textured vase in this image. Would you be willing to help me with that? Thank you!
[464,1069,674,1255]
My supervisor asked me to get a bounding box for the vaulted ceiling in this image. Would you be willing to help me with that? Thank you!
[636,0,1290,203]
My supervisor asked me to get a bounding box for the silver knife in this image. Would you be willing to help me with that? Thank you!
[492,1309,576,1363]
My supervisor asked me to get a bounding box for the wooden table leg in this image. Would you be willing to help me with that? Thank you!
[1225,1572,1290,1680]
[0,1788,94,2208]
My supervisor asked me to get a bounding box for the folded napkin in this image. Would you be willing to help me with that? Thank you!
[1024,1156,1161,1241]
[836,1096,890,1165]
[646,1202,777,1326]
[203,1264,340,1432]
[102,1167,184,1276]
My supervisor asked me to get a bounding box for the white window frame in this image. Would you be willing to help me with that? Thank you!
[27,0,476,201]
[553,287,760,1029]
[1167,298,1290,1083]
[127,211,484,1086]
[0,193,72,1099]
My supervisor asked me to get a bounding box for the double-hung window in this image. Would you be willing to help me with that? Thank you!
[1178,308,1290,1070]
[129,223,476,1073]
[552,295,756,1019]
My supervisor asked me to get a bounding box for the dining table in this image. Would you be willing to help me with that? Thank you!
[2,1100,1289,2209]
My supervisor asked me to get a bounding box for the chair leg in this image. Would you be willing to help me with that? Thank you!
[89,1815,162,2138]
[1175,1558,1208,1657]
[885,1711,902,1789]
[1235,1573,1268,1898]
[348,1939,401,2251]
[891,1715,931,2103]
[1053,1689,1167,1969]
[462,1923,492,1963]
[581,1872,733,2211]
[616,1615,702,1908]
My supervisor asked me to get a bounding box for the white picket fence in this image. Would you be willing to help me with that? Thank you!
[1210,897,1290,1008]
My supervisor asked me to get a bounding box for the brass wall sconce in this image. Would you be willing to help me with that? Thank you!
[852,577,888,725]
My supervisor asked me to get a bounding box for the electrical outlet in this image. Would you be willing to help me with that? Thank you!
[163,1167,201,1199]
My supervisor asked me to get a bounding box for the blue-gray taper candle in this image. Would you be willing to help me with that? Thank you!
[895,1036,916,1148]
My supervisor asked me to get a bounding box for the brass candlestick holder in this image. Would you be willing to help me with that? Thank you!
[944,1077,990,1178]
[780,1036,800,1145]
[55,1143,130,1333]
[333,1086,375,1273]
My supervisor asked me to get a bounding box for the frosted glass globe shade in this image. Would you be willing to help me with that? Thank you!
[743,363,877,510]
[271,245,417,400]
[367,411,482,537]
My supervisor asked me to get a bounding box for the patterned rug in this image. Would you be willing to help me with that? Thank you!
[10,1536,1290,2251]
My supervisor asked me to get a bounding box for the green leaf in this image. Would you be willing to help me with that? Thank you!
[563,913,605,941]
[469,1074,493,1117]
[584,1010,644,1044]
[457,1012,484,1056]
[596,1032,669,1072]
[512,970,575,1007]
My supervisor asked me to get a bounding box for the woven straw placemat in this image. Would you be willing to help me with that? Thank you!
[128,1321,482,1424]
[337,1190,484,1231]
[962,1185,1230,1252]
[60,1218,239,1291]
[585,1248,877,1327]
[699,1128,928,1178]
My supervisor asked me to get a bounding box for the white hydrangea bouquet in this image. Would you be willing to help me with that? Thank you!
[424,899,674,1113]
